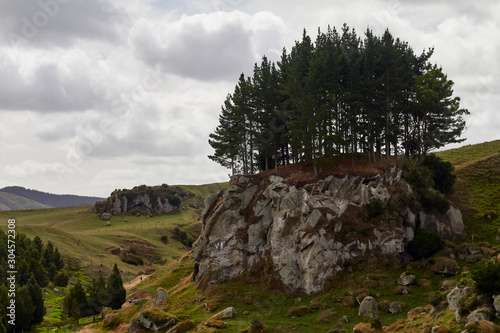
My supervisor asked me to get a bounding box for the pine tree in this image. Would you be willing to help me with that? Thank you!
[106,263,126,310]
[63,280,87,325]
[414,68,469,155]
[16,286,35,331]
[27,275,46,326]
[88,274,107,321]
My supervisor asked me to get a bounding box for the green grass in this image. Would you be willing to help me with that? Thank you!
[436,139,500,168]
[437,140,500,243]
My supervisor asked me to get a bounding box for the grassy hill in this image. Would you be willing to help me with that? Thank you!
[436,139,500,242]
[0,191,52,210]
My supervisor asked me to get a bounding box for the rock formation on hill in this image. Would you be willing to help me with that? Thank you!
[94,184,195,217]
[193,167,464,294]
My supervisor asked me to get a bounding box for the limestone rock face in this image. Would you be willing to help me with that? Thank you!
[193,169,464,294]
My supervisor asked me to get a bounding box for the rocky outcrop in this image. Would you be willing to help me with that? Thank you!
[96,184,195,216]
[193,168,463,294]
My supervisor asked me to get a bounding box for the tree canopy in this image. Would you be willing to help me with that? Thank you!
[209,24,469,175]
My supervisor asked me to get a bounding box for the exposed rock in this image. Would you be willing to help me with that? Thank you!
[389,302,403,314]
[398,272,416,286]
[101,213,112,221]
[193,170,463,294]
[447,287,468,312]
[105,221,111,227]
[209,307,236,320]
[128,309,177,333]
[493,295,500,314]
[154,287,167,307]
[467,308,491,324]
[446,205,464,234]
[358,296,378,319]
[165,320,196,333]
[203,319,226,328]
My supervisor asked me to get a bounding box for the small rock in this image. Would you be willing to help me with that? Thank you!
[389,302,403,314]
[154,287,167,307]
[243,311,249,315]
[294,297,302,303]
[209,307,236,320]
[53,288,59,292]
[398,272,416,286]
[101,213,112,221]
[105,221,111,227]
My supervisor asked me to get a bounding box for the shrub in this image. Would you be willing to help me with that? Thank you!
[286,306,309,317]
[423,154,456,195]
[53,271,69,287]
[470,260,500,296]
[406,228,444,260]
[366,198,385,219]
[419,188,450,212]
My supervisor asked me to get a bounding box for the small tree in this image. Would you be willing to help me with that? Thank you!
[88,274,107,321]
[106,264,126,310]
[406,228,444,260]
[63,280,88,325]
[54,270,70,288]
[470,260,500,296]
[27,275,46,326]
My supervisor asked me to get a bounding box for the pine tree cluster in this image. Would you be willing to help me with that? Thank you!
[209,24,469,175]
[0,232,64,332]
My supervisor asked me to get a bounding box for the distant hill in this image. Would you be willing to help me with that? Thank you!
[0,186,105,211]
[0,192,52,211]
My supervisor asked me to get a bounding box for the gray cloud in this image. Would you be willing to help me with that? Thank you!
[0,0,130,48]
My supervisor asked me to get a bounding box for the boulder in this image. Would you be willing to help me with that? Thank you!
[105,221,111,227]
[209,307,236,320]
[447,287,467,312]
[128,309,177,333]
[493,295,500,314]
[466,309,491,324]
[446,205,464,234]
[154,287,167,307]
[398,272,416,286]
[101,213,112,221]
[389,302,403,314]
[358,296,378,319]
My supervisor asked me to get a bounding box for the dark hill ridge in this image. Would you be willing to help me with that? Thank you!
[0,186,105,210]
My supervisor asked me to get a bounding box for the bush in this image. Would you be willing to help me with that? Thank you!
[366,198,385,219]
[406,228,444,260]
[470,260,500,296]
[53,271,69,287]
[419,188,450,212]
[423,154,456,195]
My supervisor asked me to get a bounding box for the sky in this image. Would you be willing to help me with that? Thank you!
[0,0,498,197]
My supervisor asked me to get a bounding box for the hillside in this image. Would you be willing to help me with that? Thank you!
[436,139,500,242]
[0,186,105,210]
[0,191,52,210]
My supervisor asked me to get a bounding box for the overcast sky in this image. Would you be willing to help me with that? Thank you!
[0,0,498,197]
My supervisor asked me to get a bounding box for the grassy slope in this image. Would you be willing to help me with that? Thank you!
[436,139,500,242]
[0,192,52,210]
[0,182,227,280]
